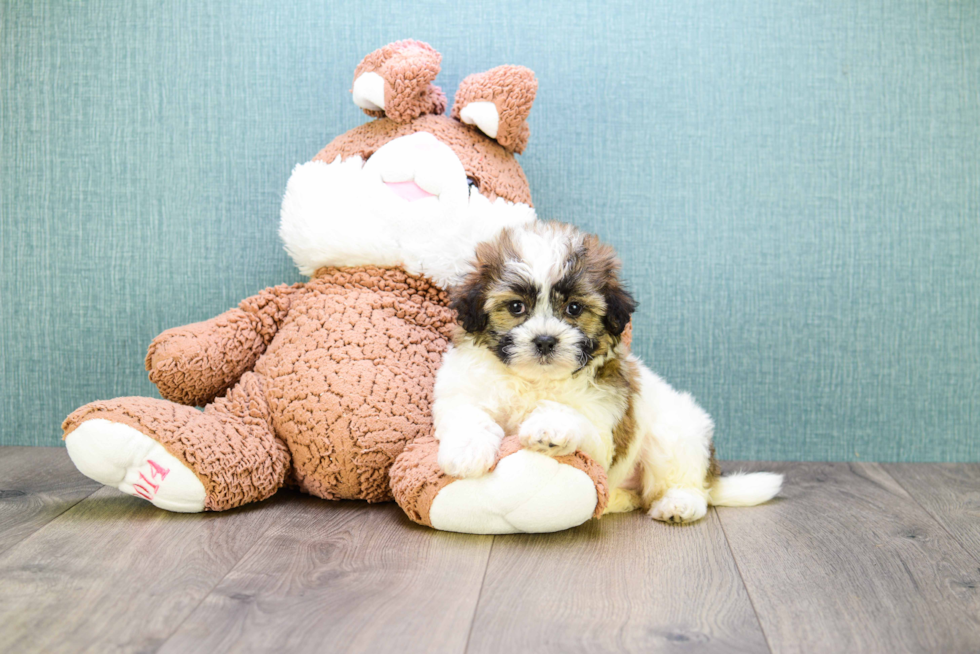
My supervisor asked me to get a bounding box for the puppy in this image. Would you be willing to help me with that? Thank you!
[433,221,782,523]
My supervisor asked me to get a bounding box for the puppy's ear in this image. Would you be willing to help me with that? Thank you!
[581,233,636,337]
[450,272,489,333]
[602,282,636,337]
[450,237,509,333]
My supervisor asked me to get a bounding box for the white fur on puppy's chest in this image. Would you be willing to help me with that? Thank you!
[434,343,624,469]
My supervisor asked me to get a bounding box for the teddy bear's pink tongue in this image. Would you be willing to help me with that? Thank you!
[385,180,435,202]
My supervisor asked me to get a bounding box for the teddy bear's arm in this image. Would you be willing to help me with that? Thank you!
[144,283,304,406]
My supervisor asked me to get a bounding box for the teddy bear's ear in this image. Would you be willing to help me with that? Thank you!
[351,40,448,123]
[451,66,537,154]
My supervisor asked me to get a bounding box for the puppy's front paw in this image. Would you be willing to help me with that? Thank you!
[437,424,504,478]
[518,406,584,457]
[648,488,708,524]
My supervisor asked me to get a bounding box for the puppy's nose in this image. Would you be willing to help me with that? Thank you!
[533,335,558,355]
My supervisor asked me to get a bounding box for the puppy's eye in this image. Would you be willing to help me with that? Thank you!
[507,300,526,316]
[466,177,479,191]
[565,302,584,317]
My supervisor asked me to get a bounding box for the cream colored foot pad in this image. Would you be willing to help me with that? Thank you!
[429,449,598,534]
[66,419,206,513]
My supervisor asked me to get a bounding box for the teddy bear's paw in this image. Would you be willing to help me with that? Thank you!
[648,488,708,524]
[428,449,598,534]
[65,419,206,513]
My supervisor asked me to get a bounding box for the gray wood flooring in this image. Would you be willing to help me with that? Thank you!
[0,447,977,653]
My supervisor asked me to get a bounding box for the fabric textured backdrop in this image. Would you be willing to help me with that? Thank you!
[1,1,977,460]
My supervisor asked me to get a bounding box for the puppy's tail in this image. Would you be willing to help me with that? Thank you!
[708,472,783,507]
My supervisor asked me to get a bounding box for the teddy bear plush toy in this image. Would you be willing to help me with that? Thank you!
[63,40,619,534]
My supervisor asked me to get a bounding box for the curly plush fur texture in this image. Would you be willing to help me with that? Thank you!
[63,41,613,533]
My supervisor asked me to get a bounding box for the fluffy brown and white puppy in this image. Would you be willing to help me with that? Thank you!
[434,221,782,522]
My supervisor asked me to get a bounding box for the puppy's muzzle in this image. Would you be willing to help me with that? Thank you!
[532,334,558,356]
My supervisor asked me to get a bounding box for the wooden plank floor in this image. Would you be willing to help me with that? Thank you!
[0,448,978,654]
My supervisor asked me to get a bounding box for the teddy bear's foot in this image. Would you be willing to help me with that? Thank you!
[428,449,599,534]
[62,373,291,512]
[391,435,609,534]
[66,419,206,512]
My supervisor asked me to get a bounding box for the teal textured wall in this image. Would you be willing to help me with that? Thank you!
[1,1,978,460]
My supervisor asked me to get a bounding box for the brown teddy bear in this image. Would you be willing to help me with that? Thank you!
[63,40,617,534]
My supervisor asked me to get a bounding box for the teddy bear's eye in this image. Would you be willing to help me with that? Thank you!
[507,300,526,316]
